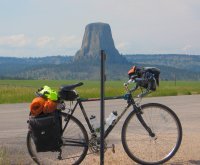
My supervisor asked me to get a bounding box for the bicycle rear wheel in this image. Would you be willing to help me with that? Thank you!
[122,103,182,165]
[27,114,89,165]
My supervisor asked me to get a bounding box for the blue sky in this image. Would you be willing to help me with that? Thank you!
[0,0,200,57]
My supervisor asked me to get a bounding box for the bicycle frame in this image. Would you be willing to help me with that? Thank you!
[62,93,143,139]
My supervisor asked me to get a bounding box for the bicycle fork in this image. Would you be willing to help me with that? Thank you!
[135,106,155,138]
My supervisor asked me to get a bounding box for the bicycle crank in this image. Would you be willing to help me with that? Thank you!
[89,137,107,155]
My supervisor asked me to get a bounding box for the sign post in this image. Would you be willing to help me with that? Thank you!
[100,50,106,165]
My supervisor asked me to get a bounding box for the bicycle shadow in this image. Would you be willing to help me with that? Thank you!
[188,160,200,165]
[165,160,200,165]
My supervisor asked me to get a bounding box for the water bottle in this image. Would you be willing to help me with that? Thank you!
[90,115,100,133]
[105,111,118,130]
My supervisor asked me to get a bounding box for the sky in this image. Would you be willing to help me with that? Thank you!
[0,0,200,57]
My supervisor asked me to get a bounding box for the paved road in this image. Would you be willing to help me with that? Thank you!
[0,95,200,164]
[0,95,199,138]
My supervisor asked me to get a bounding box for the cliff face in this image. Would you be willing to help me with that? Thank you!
[74,22,127,63]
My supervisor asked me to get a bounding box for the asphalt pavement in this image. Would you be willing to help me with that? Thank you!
[0,95,200,164]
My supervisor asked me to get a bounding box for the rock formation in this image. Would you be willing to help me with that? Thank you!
[74,22,127,63]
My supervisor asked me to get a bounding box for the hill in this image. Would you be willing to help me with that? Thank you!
[125,54,200,80]
[0,54,200,80]
[0,56,72,79]
[1,23,200,80]
[125,54,200,73]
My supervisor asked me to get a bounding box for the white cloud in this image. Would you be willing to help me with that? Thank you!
[0,34,30,47]
[36,36,54,48]
[58,35,81,47]
[117,42,130,49]
[182,45,193,55]
[182,45,192,51]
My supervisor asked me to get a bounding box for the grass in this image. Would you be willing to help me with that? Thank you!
[0,80,199,104]
[152,81,200,97]
[0,147,10,165]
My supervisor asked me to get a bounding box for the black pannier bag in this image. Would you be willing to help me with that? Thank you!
[58,89,78,101]
[28,112,62,152]
[140,67,160,91]
[143,67,160,85]
[128,66,160,91]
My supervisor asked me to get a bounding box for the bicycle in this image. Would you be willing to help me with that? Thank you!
[27,80,182,165]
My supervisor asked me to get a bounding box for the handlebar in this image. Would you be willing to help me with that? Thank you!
[124,78,150,98]
[124,79,137,92]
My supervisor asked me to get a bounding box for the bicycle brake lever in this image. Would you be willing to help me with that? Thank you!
[124,79,135,86]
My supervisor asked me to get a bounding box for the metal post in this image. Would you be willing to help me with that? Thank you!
[100,50,106,165]
[174,74,176,86]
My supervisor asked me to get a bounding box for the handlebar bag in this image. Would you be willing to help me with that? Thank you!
[28,112,62,152]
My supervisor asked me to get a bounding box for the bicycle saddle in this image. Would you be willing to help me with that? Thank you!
[60,82,83,91]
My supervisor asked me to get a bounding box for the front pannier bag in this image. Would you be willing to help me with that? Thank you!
[28,113,62,152]
[128,66,160,91]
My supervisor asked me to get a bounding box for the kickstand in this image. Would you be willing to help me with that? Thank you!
[58,149,62,160]
[112,144,115,153]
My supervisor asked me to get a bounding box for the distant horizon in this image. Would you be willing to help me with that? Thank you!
[0,53,200,59]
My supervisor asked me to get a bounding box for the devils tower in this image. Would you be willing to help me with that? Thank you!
[74,22,127,63]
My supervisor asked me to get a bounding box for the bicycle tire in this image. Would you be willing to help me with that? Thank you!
[121,103,182,165]
[27,114,89,165]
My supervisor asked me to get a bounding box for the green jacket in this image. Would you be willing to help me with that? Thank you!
[38,86,58,101]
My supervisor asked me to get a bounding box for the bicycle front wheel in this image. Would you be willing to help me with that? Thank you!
[27,114,89,165]
[122,103,182,165]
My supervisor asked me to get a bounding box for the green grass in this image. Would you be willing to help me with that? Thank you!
[151,81,200,97]
[0,147,10,165]
[0,80,199,104]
